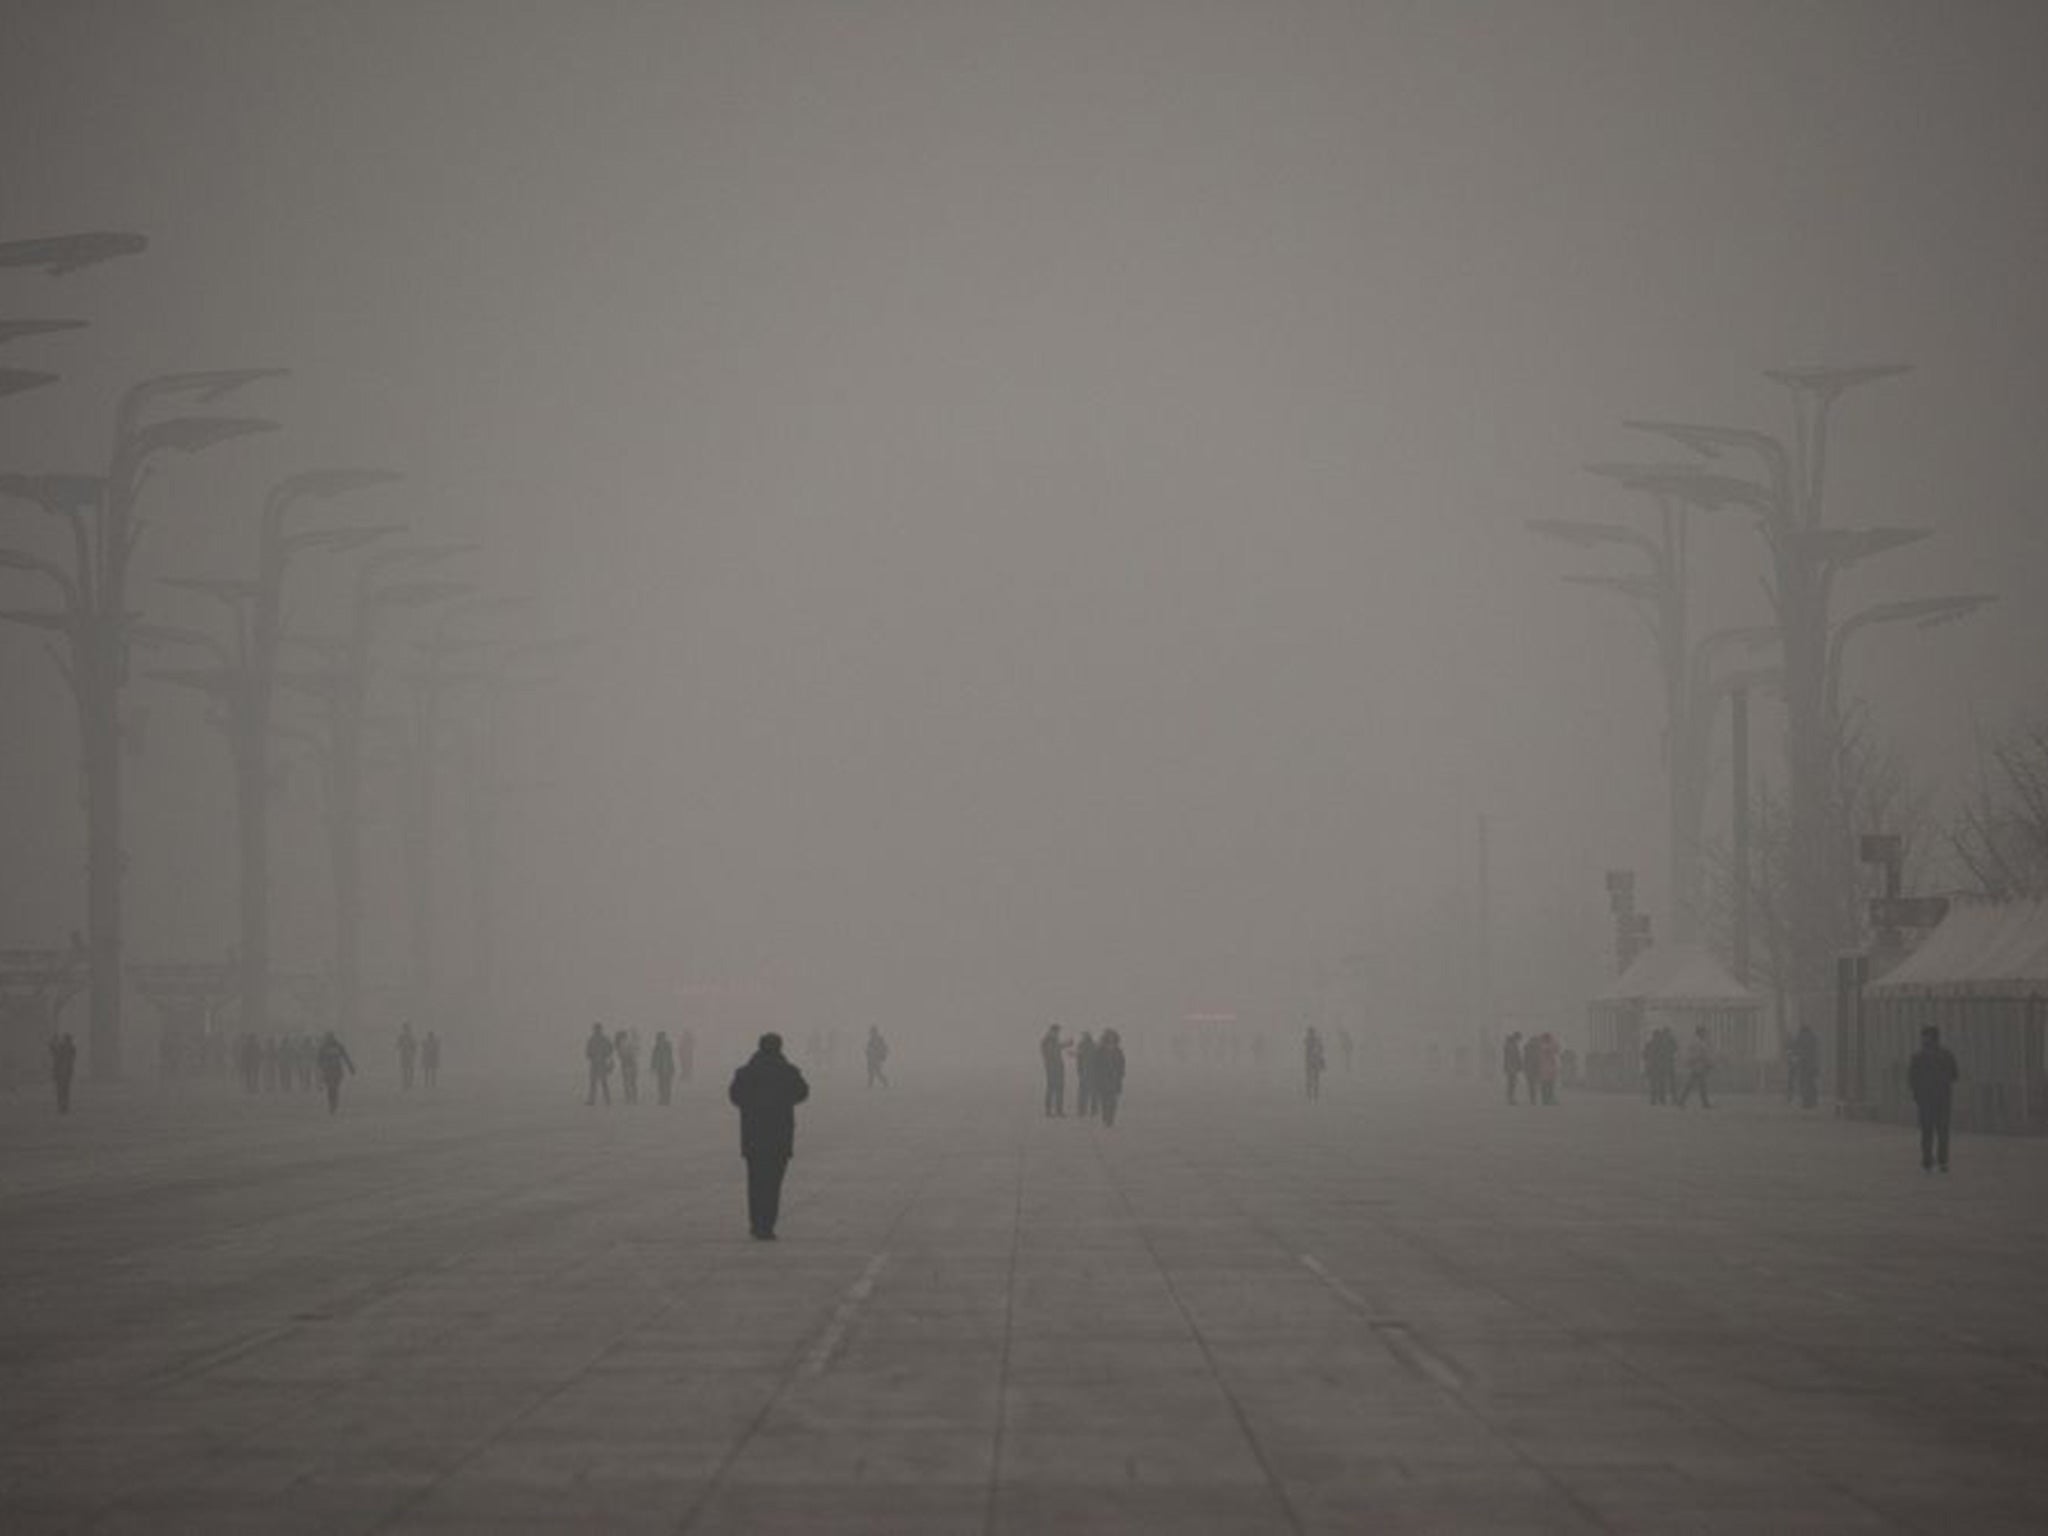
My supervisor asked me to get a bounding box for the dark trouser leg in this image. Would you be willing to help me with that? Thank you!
[1918,1104,1937,1167]
[1100,1091,1119,1127]
[1935,1103,1951,1168]
[325,1079,339,1114]
[1505,1071,1518,1104]
[56,1078,71,1113]
[747,1155,789,1235]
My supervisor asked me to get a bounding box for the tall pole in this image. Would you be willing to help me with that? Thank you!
[1730,685,1751,987]
[1475,812,1492,1054]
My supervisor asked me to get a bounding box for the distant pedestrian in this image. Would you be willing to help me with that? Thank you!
[421,1030,440,1089]
[397,1021,418,1091]
[1041,1024,1068,1117]
[1074,1031,1098,1118]
[1304,1027,1326,1100]
[865,1026,890,1088]
[1520,1034,1543,1106]
[1534,1033,1560,1105]
[1502,1031,1524,1105]
[728,1032,811,1240]
[1560,1046,1581,1090]
[1095,1028,1127,1127]
[316,1032,356,1115]
[1674,1026,1715,1109]
[1787,1023,1820,1110]
[651,1031,676,1105]
[616,1028,640,1104]
[585,1023,615,1106]
[1338,1028,1356,1075]
[1644,1026,1678,1106]
[49,1031,77,1114]
[1908,1025,1959,1173]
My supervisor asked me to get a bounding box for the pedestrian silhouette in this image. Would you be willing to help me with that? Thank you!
[421,1030,440,1089]
[1788,1022,1820,1110]
[49,1031,77,1114]
[1040,1024,1067,1117]
[1675,1026,1715,1108]
[1075,1030,1098,1118]
[651,1030,676,1105]
[316,1032,356,1114]
[1644,1025,1679,1106]
[1304,1027,1325,1100]
[616,1027,640,1104]
[1095,1028,1127,1127]
[728,1032,811,1240]
[1908,1025,1959,1172]
[585,1023,615,1105]
[1502,1031,1524,1105]
[865,1025,889,1087]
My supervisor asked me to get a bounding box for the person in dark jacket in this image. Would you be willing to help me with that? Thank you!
[728,1033,811,1239]
[1502,1031,1524,1105]
[1095,1029,1127,1127]
[1074,1030,1098,1118]
[316,1032,356,1115]
[1908,1025,1960,1173]
[1040,1024,1068,1117]
[650,1031,676,1105]
[49,1031,77,1114]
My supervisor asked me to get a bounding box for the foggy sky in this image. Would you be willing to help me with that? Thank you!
[4,1,2046,1042]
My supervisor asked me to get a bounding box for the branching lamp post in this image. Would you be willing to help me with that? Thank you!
[152,470,400,1037]
[0,369,281,1076]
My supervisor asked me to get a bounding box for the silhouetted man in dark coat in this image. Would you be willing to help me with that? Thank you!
[729,1032,811,1240]
[1908,1025,1959,1173]
[49,1031,77,1114]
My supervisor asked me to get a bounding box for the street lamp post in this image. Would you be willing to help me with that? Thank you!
[153,470,400,1038]
[1624,364,1987,1032]
[319,548,472,1037]
[1,368,281,1077]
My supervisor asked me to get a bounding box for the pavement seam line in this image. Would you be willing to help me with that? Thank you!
[798,1251,887,1378]
[979,1110,1030,1536]
[1089,1131,1310,1536]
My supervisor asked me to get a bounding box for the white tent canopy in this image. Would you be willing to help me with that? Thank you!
[1867,898,2048,1000]
[1594,944,1759,1011]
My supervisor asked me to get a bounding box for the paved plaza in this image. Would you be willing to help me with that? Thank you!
[1,1061,2044,1534]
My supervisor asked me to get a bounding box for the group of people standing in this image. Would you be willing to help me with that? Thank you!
[1641,1025,1716,1108]
[1501,1030,1568,1105]
[1038,1023,1128,1125]
[231,1029,361,1112]
[394,1023,442,1091]
[583,1023,694,1106]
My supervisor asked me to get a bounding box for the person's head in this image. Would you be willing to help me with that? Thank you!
[1046,1023,1061,1038]
[590,1021,604,1033]
[759,1032,784,1056]
[1922,1025,1940,1045]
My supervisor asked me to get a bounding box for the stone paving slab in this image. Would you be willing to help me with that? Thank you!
[2,1069,2045,1532]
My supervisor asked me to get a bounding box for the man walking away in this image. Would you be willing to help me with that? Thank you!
[421,1030,440,1090]
[651,1030,676,1105]
[49,1031,77,1114]
[1644,1026,1676,1106]
[1502,1031,1524,1105]
[1675,1026,1715,1108]
[1304,1027,1326,1100]
[616,1028,639,1105]
[316,1032,356,1115]
[865,1026,889,1088]
[1788,1023,1820,1110]
[1908,1025,1959,1173]
[1041,1024,1067,1117]
[586,1023,614,1106]
[1095,1028,1127,1127]
[1536,1033,1560,1105]
[1075,1031,1097,1118]
[729,1032,811,1240]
